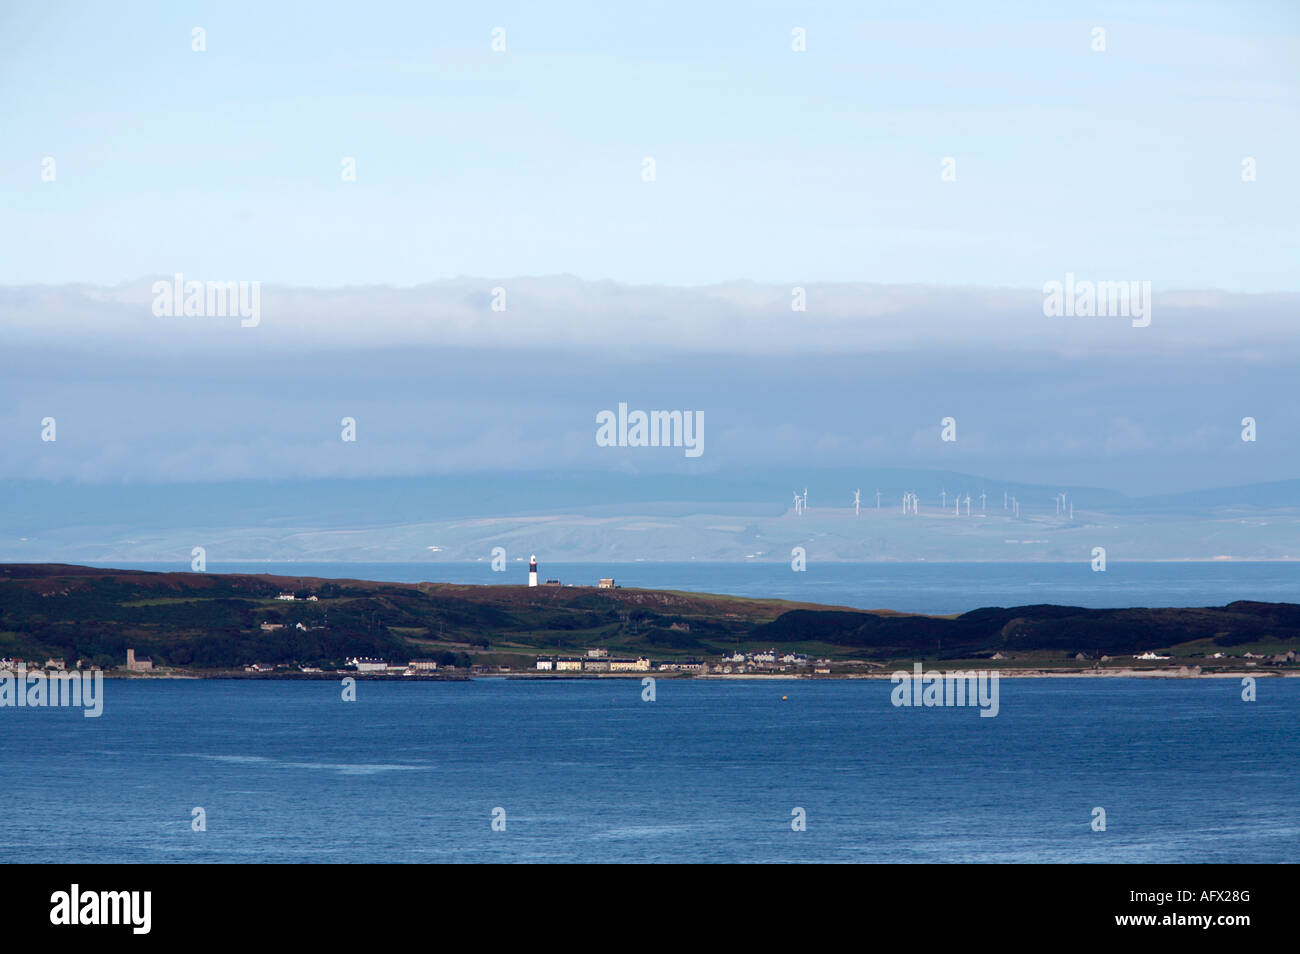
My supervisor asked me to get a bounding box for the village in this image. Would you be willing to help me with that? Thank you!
[338,646,828,677]
[529,647,826,676]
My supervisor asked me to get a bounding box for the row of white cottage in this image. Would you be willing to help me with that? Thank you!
[347,657,439,673]
[535,648,813,673]
[721,650,810,666]
[536,656,653,672]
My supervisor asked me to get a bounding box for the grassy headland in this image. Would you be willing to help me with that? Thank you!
[0,564,1296,677]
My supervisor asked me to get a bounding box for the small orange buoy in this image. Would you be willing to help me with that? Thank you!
[782,695,788,701]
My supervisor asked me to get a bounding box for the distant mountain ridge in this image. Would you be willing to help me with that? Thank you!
[2,470,1296,563]
[0,564,1295,672]
[3,469,1297,526]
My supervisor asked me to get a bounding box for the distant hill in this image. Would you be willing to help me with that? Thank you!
[3,470,1297,563]
[1,564,1295,671]
[753,603,1300,658]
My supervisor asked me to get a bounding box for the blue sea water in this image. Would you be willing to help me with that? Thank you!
[1,678,1296,863]
[91,560,1300,615]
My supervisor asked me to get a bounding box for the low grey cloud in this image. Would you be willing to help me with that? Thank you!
[3,277,1297,358]
[2,279,1296,495]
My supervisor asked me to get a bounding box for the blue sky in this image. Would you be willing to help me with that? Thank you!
[2,0,1297,289]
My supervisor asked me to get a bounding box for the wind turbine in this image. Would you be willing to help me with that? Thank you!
[1003,491,1008,511]
[853,489,861,516]
[793,491,802,515]
[875,490,882,509]
[803,488,809,513]
[979,490,986,513]
[940,488,948,509]
[964,495,971,516]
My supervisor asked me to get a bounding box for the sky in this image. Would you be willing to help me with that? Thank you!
[1,2,1297,509]
[1,0,1297,290]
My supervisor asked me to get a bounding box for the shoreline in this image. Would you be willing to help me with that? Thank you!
[92,667,1298,681]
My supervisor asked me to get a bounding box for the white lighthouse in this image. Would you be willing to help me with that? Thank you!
[528,554,538,587]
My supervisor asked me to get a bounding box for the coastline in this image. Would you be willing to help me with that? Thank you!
[96,667,1297,681]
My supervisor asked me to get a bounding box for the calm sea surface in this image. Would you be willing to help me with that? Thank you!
[2,678,1296,863]
[91,560,1300,615]
[18,562,1296,863]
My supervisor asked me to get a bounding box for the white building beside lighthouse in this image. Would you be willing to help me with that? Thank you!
[528,554,538,587]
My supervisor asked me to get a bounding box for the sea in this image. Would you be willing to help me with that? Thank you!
[2,678,1296,863]
[6,561,1295,863]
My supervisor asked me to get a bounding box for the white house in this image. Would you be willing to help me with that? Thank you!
[659,660,705,672]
